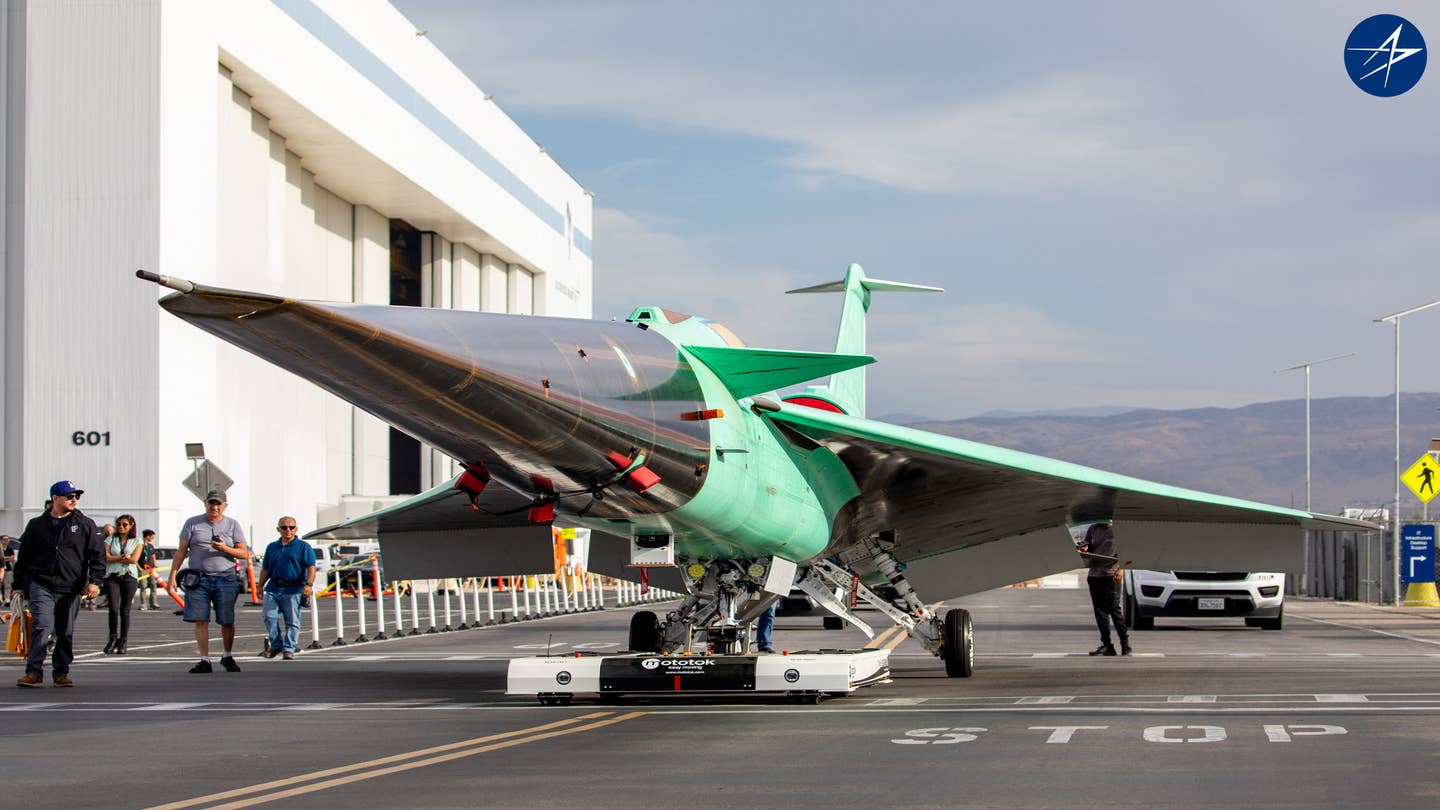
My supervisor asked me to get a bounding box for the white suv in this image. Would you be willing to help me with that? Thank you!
[1122,570,1285,631]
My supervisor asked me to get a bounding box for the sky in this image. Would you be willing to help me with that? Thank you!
[394,1,1440,420]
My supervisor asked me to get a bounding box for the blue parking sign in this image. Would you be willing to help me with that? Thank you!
[1400,524,1436,584]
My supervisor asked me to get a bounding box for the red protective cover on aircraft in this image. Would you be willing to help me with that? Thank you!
[782,395,846,414]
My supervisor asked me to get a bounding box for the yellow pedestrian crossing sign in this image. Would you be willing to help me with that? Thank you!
[1402,454,1440,503]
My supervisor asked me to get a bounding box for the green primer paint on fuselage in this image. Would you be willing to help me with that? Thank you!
[573,308,858,563]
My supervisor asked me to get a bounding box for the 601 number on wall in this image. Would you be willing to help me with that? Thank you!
[72,430,111,447]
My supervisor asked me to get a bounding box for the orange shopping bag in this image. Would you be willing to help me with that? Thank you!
[5,594,28,657]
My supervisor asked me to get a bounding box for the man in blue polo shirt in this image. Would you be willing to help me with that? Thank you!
[256,516,315,660]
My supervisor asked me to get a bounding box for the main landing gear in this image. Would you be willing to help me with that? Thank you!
[621,551,975,678]
[796,552,975,679]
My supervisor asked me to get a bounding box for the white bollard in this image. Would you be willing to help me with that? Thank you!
[307,586,322,649]
[559,574,571,612]
[393,580,404,636]
[441,581,453,630]
[425,580,438,633]
[486,578,496,624]
[409,581,421,635]
[374,572,387,640]
[472,578,482,626]
[332,569,346,646]
[508,577,518,622]
[354,570,369,643]
[456,578,467,629]
[522,576,533,617]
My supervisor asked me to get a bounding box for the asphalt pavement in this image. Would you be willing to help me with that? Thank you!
[4,587,1440,808]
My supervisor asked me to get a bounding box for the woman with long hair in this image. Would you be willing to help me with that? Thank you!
[103,514,143,654]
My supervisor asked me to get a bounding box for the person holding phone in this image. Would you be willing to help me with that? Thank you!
[170,490,247,674]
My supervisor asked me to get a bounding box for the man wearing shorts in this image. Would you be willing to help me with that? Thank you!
[170,490,248,673]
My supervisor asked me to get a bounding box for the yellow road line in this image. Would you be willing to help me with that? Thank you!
[865,624,903,649]
[144,712,636,810]
[872,602,946,651]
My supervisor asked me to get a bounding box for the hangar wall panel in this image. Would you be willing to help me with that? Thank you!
[1,1,593,550]
[12,1,161,528]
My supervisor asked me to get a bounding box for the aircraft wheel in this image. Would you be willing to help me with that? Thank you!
[942,608,974,678]
[822,616,843,630]
[628,610,660,652]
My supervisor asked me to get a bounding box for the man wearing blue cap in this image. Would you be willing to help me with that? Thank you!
[12,481,105,687]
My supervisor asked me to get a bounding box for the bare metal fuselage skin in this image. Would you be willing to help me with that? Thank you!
[159,289,845,563]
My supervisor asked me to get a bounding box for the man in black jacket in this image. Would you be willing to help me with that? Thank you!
[12,480,105,687]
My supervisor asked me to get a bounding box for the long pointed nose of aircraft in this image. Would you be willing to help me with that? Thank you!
[145,274,711,516]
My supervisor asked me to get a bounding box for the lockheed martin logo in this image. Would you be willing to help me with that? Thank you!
[1345,14,1426,97]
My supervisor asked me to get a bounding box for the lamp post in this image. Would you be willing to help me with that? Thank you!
[1375,298,1440,605]
[1274,352,1356,512]
[1274,353,1355,598]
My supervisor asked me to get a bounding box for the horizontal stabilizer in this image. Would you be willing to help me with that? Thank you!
[786,278,944,295]
[684,345,875,399]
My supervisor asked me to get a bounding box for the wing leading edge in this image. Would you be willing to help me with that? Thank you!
[765,403,1380,599]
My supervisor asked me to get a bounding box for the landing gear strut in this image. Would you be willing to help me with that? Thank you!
[801,550,976,679]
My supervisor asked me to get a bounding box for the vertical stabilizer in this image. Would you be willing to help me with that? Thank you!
[785,264,943,417]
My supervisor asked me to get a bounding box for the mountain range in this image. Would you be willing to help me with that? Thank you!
[902,393,1440,518]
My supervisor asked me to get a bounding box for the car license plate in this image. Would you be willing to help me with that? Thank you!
[1197,598,1225,610]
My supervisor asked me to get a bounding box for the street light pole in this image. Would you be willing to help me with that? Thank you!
[1375,298,1440,605]
[1275,352,1356,512]
[1274,352,1355,598]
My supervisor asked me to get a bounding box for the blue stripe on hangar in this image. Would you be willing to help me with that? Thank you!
[271,0,592,258]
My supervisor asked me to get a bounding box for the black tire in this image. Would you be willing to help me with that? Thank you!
[628,610,660,652]
[942,608,974,678]
[822,615,844,630]
[1261,606,1284,631]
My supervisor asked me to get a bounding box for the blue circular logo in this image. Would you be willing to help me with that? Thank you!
[1345,15,1426,97]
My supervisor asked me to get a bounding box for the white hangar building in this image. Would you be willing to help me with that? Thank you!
[0,0,594,545]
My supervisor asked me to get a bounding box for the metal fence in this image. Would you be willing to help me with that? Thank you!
[1294,530,1389,603]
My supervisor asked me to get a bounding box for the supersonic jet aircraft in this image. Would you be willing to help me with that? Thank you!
[138,265,1376,676]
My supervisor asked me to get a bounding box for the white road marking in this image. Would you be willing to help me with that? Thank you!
[1017,696,1075,704]
[1030,725,1108,743]
[1264,724,1347,742]
[869,698,929,706]
[1326,653,1364,657]
[131,702,206,711]
[1292,612,1440,648]
[1143,725,1226,743]
[1315,694,1369,702]
[1168,695,1217,703]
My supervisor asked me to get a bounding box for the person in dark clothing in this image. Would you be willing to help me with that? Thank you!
[2,534,19,600]
[12,480,105,687]
[1080,520,1131,657]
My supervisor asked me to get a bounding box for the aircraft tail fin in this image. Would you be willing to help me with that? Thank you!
[785,263,942,417]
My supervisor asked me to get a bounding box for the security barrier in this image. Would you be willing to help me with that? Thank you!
[286,572,679,647]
